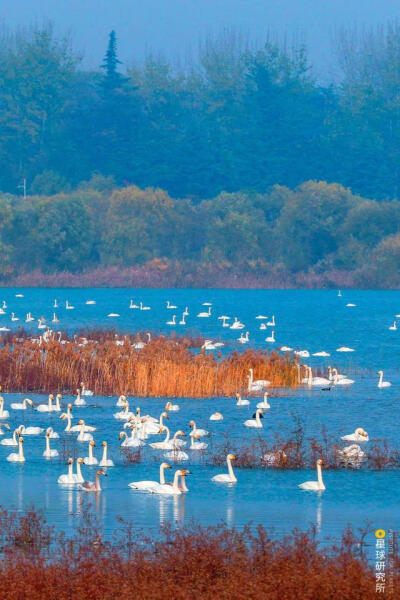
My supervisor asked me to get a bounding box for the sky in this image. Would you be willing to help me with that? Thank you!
[1,0,399,77]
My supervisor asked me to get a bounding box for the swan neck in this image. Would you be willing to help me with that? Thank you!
[227,457,236,481]
[102,445,107,461]
[19,441,24,460]
[172,470,181,491]
[160,464,166,484]
[256,411,261,426]
[317,463,324,487]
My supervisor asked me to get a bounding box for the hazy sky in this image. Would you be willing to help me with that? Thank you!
[1,0,399,76]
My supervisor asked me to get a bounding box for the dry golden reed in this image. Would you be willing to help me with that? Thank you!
[0,333,297,397]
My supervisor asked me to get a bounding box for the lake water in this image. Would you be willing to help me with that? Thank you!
[0,288,398,547]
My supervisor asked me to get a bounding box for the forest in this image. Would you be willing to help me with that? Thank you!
[0,23,400,287]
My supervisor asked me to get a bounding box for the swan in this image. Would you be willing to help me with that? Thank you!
[129,462,172,491]
[80,469,106,492]
[189,420,208,437]
[190,434,208,450]
[74,457,85,483]
[244,408,264,428]
[149,469,189,495]
[212,454,237,483]
[119,428,144,447]
[108,313,120,317]
[298,459,325,491]
[332,368,354,385]
[235,393,250,406]
[377,370,391,388]
[389,321,397,331]
[58,458,76,484]
[84,441,98,465]
[53,299,58,308]
[163,447,189,461]
[257,392,270,409]
[267,315,275,326]
[129,299,139,309]
[197,306,212,318]
[7,436,25,462]
[86,300,96,305]
[262,449,287,466]
[230,317,244,329]
[11,312,19,322]
[210,412,223,421]
[238,331,249,344]
[1,427,20,445]
[74,389,86,406]
[259,323,267,330]
[10,398,34,410]
[65,300,74,310]
[255,315,268,320]
[99,441,114,467]
[149,426,172,449]
[265,330,275,343]
[307,367,330,387]
[294,350,310,358]
[166,301,177,309]
[143,411,169,434]
[179,313,186,325]
[52,313,59,324]
[80,382,94,397]
[114,401,134,420]
[139,302,150,311]
[338,290,342,297]
[336,347,355,352]
[280,346,293,352]
[248,369,270,392]
[77,421,93,442]
[116,394,127,407]
[0,396,9,418]
[25,312,34,323]
[165,401,179,412]
[337,444,366,461]
[43,430,59,458]
[18,424,43,435]
[53,393,62,412]
[36,394,54,412]
[312,351,330,357]
[341,427,369,442]
[166,315,176,326]
[346,303,356,307]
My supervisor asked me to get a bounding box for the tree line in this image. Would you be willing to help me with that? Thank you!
[1,180,399,287]
[0,22,400,202]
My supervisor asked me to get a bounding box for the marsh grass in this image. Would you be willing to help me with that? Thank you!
[0,506,397,599]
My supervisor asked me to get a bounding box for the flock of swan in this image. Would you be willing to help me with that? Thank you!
[0,290,395,503]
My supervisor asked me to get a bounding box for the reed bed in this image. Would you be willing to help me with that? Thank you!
[0,506,397,599]
[0,333,297,397]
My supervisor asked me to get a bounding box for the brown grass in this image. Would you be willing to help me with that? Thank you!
[0,506,397,599]
[0,332,297,397]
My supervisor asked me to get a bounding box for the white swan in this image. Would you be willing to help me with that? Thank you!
[0,396,10,418]
[10,398,34,410]
[189,434,208,450]
[149,426,172,449]
[80,382,93,397]
[149,469,189,495]
[114,401,134,420]
[84,441,98,465]
[165,401,179,412]
[74,389,86,406]
[333,368,354,385]
[119,429,144,448]
[265,330,275,343]
[58,458,76,484]
[77,420,93,442]
[299,459,325,491]
[336,347,354,352]
[189,420,208,437]
[267,315,275,326]
[341,428,369,442]
[166,300,177,309]
[163,449,189,461]
[389,321,397,331]
[197,306,212,318]
[18,424,44,436]
[36,394,54,412]
[257,392,270,409]
[377,370,391,388]
[43,429,59,458]
[53,393,62,412]
[129,462,172,491]
[7,436,25,462]
[307,367,330,387]
[248,369,270,392]
[1,427,20,446]
[11,312,19,322]
[235,393,250,406]
[99,441,114,467]
[65,300,75,310]
[52,313,59,324]
[166,315,176,326]
[129,299,139,309]
[244,408,264,428]
[212,454,237,483]
[337,444,366,461]
[229,317,244,329]
[210,412,223,421]
[179,313,186,325]
[238,331,249,344]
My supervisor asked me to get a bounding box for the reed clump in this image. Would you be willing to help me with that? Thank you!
[0,506,397,599]
[0,332,297,397]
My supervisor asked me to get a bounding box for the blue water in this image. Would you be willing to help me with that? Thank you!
[0,288,398,545]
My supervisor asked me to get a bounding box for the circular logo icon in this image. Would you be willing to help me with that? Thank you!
[375,529,386,538]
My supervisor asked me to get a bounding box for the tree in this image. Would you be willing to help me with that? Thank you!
[100,30,127,92]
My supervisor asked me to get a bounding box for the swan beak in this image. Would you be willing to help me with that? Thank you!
[166,464,172,469]
[231,455,236,460]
